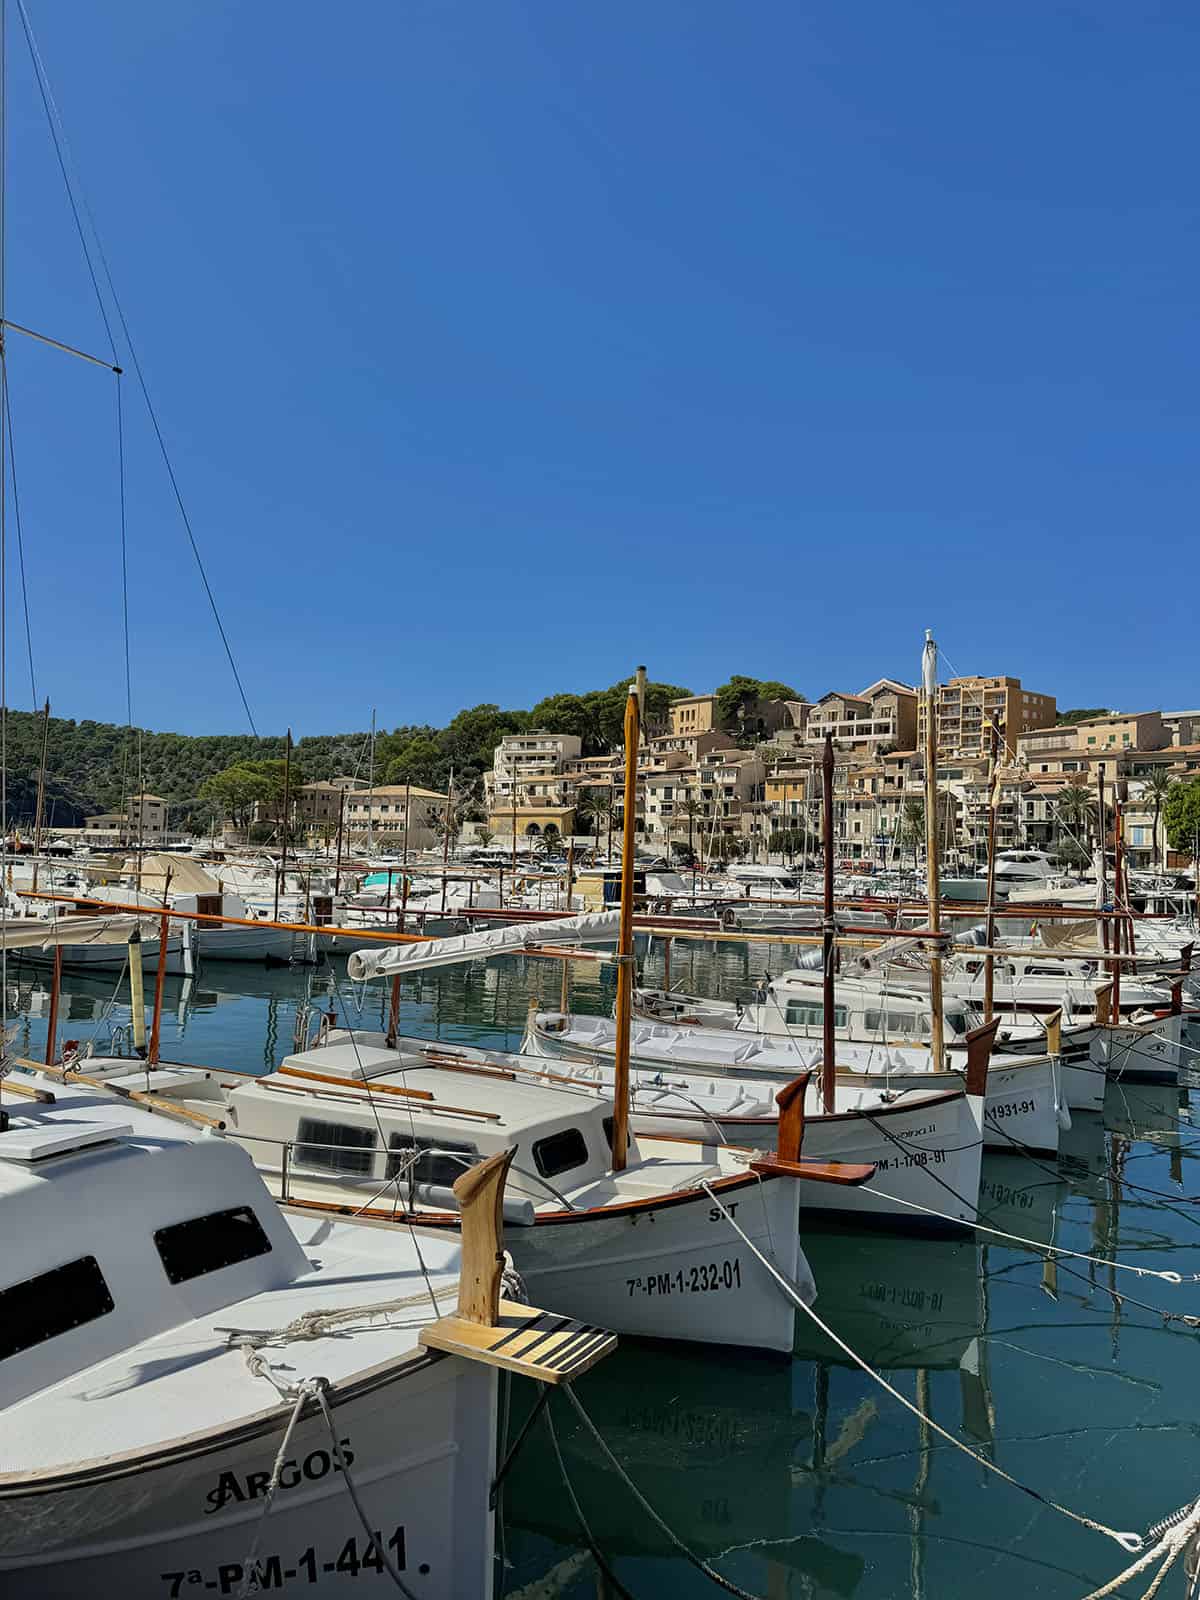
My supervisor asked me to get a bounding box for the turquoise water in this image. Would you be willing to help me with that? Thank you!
[9,939,1200,1598]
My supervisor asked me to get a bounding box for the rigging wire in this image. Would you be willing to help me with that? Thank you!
[1,365,34,706]
[14,0,259,736]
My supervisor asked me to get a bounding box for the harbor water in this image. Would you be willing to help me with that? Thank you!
[9,935,1200,1599]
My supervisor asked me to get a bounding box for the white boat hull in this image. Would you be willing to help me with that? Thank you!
[508,1161,809,1353]
[0,1354,495,1599]
[522,1028,984,1225]
[1090,1015,1183,1082]
[13,936,187,975]
[195,924,297,963]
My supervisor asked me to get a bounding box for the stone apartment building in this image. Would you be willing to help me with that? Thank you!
[918,675,1057,758]
[805,679,917,754]
[485,730,584,840]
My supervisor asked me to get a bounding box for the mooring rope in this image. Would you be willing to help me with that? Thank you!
[560,1383,769,1599]
[700,1181,1145,1554]
[857,1183,1183,1283]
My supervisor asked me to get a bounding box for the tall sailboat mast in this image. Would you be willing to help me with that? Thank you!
[366,706,376,855]
[922,630,945,1071]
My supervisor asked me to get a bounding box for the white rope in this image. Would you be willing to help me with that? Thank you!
[700,1180,1144,1554]
[313,1383,419,1597]
[1078,1496,1200,1600]
[236,1377,321,1598]
[855,1185,1183,1283]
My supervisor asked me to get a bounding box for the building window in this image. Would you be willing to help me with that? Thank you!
[154,1206,273,1285]
[0,1255,114,1361]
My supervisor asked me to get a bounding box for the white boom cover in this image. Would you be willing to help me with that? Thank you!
[0,913,155,950]
[347,909,620,981]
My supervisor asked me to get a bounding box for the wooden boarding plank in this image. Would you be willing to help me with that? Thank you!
[749,1155,877,1186]
[420,1298,616,1383]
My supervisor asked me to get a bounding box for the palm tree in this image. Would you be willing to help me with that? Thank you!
[679,797,703,864]
[1144,769,1174,870]
[901,797,925,869]
[574,788,602,850]
[1055,784,1093,859]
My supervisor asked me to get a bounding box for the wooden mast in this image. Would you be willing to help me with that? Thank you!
[611,684,640,1171]
[333,786,345,896]
[983,719,1000,1022]
[30,696,49,892]
[440,767,455,915]
[274,727,291,921]
[922,630,945,1072]
[820,732,836,1113]
[366,707,376,857]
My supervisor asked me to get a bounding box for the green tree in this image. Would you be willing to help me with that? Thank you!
[1056,708,1113,727]
[384,735,444,790]
[901,797,925,866]
[713,676,801,734]
[1055,784,1094,853]
[1163,779,1200,854]
[198,760,287,830]
[679,797,703,863]
[1142,769,1174,869]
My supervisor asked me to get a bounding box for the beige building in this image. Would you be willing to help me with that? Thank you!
[918,676,1056,758]
[1017,712,1168,766]
[486,731,583,806]
[344,785,450,847]
[806,679,917,753]
[669,695,718,736]
[127,794,168,842]
[295,777,362,830]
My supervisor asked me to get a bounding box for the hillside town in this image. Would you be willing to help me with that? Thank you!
[59,672,1200,875]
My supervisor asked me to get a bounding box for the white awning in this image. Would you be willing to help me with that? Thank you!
[0,914,157,951]
[347,909,621,982]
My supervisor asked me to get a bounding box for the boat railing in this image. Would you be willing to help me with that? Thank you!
[228,1128,558,1218]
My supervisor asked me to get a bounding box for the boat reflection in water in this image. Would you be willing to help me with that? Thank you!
[502,1223,986,1599]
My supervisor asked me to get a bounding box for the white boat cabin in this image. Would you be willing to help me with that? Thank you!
[107,1040,641,1215]
[0,1095,309,1410]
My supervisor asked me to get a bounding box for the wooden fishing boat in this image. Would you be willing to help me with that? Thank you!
[45,1044,865,1352]
[0,1070,615,1598]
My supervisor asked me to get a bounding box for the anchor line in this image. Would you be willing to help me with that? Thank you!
[701,1182,1145,1555]
[558,1383,767,1600]
[544,1403,641,1600]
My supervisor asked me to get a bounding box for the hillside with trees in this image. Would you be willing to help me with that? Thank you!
[5,668,805,830]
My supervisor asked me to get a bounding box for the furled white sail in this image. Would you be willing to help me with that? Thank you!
[0,914,154,950]
[347,909,620,982]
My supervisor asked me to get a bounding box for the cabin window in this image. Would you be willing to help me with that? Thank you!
[154,1206,273,1285]
[864,1008,922,1036]
[386,1134,477,1188]
[295,1117,377,1176]
[194,895,223,920]
[0,1255,114,1361]
[946,1010,970,1037]
[784,1001,848,1029]
[532,1127,590,1179]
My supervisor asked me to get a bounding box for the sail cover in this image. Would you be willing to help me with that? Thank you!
[0,913,156,950]
[347,909,621,982]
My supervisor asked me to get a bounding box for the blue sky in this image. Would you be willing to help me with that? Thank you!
[5,2,1197,734]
